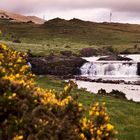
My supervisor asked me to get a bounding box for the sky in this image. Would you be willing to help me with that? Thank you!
[0,0,140,24]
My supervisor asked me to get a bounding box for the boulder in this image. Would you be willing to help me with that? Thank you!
[137,62,140,76]
[80,48,98,57]
[60,50,72,57]
[28,55,86,77]
[97,89,127,100]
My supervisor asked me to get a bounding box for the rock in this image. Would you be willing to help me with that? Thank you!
[97,89,127,100]
[60,50,72,57]
[137,62,140,76]
[28,55,87,77]
[65,45,71,48]
[13,39,21,43]
[98,55,132,61]
[74,76,140,85]
[80,48,98,57]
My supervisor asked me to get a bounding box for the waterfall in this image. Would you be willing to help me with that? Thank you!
[81,61,138,77]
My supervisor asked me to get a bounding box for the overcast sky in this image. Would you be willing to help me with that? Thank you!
[1,0,140,24]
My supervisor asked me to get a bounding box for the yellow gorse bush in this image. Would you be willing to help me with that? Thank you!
[0,44,117,140]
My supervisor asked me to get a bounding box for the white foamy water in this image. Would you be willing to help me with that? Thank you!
[121,54,140,62]
[81,54,140,79]
[82,56,101,62]
[81,62,137,77]
[76,80,140,102]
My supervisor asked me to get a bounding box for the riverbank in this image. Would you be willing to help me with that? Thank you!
[35,76,140,140]
[75,80,140,102]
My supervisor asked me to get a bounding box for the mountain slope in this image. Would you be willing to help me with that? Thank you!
[0,10,45,24]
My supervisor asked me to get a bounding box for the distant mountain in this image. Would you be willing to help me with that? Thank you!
[0,10,45,24]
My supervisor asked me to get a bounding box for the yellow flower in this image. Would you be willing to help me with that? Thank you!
[64,85,69,92]
[2,68,6,73]
[102,102,106,106]
[78,103,83,107]
[95,111,99,116]
[92,107,96,111]
[13,135,23,140]
[17,58,22,63]
[104,116,109,121]
[97,129,102,135]
[106,123,114,131]
[90,128,94,134]
[83,117,87,123]
[16,74,20,78]
[100,111,105,116]
[1,44,7,50]
[89,110,93,115]
[12,93,17,97]
[95,102,99,106]
[18,135,23,140]
[8,96,12,100]
[80,133,85,139]
[105,133,109,136]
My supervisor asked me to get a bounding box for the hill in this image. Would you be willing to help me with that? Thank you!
[43,18,140,45]
[0,18,140,55]
[0,10,45,24]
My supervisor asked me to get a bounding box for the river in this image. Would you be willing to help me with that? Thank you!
[75,54,140,102]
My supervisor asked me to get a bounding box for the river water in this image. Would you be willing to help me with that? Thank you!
[75,54,140,102]
[81,55,140,79]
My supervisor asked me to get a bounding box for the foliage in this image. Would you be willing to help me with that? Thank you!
[0,44,117,140]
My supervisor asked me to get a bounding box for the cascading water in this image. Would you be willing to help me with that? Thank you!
[76,55,140,102]
[81,61,138,78]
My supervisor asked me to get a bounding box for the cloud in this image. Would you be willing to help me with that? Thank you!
[0,0,140,13]
[0,0,140,23]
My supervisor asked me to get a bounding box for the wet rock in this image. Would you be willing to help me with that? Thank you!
[137,62,140,76]
[74,76,140,85]
[98,55,132,61]
[28,55,86,77]
[80,48,98,57]
[97,89,127,100]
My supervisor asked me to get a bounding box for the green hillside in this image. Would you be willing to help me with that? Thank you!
[0,18,140,55]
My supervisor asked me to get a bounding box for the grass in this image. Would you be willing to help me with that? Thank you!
[35,76,140,140]
[0,39,98,56]
[0,19,140,56]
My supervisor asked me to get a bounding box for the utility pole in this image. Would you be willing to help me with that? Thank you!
[43,15,45,20]
[110,12,112,23]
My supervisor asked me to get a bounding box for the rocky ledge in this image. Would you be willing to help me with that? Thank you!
[98,55,132,61]
[75,76,140,85]
[28,55,87,77]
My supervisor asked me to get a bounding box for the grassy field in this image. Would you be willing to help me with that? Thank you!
[0,19,140,56]
[36,76,140,140]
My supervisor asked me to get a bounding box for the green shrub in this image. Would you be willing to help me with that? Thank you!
[0,44,117,140]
